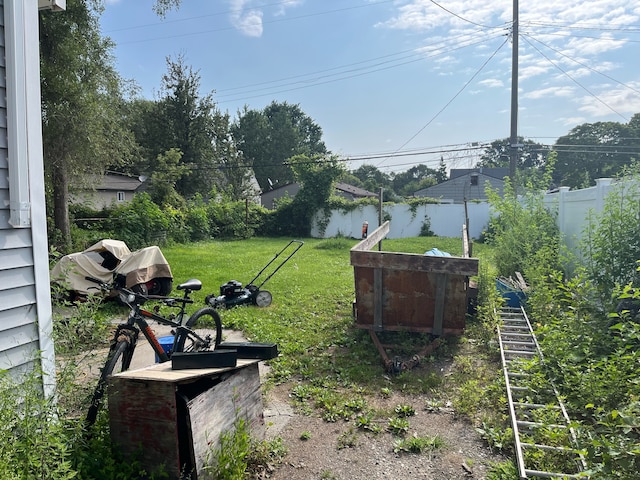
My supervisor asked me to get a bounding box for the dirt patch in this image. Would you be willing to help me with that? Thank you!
[259,382,505,480]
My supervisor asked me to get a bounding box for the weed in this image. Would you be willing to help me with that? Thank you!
[392,434,445,454]
[475,422,513,452]
[380,387,392,397]
[246,437,287,477]
[394,404,416,417]
[299,431,311,440]
[387,417,410,436]
[320,470,338,479]
[355,412,382,434]
[337,428,358,449]
[205,416,252,480]
[486,460,519,480]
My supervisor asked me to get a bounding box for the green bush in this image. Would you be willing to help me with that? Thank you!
[106,193,169,249]
[485,180,560,280]
[582,178,640,300]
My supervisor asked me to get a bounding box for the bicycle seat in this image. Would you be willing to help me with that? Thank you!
[177,278,202,291]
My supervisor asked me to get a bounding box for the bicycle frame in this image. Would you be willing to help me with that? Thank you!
[119,298,210,363]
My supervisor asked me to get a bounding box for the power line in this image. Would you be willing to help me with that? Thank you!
[522,33,640,98]
[523,20,640,33]
[108,1,397,46]
[427,0,506,29]
[215,31,509,103]
[375,35,510,168]
[215,26,505,96]
[521,35,629,122]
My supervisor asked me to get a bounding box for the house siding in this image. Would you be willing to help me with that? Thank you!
[0,0,56,390]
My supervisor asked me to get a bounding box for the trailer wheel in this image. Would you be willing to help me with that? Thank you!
[254,290,272,307]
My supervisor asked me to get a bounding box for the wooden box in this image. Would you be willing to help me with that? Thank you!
[351,221,478,336]
[107,359,264,479]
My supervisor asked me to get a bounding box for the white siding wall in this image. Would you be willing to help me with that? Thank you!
[0,0,56,395]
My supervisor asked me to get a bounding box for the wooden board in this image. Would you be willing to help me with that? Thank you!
[351,223,478,336]
[188,363,264,475]
[108,360,264,479]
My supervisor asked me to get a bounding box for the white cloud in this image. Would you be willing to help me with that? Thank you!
[227,0,303,37]
[578,82,640,116]
[479,78,503,88]
[228,0,263,37]
[273,0,304,17]
[523,86,575,99]
[559,116,587,126]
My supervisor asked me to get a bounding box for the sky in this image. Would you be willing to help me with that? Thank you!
[99,0,640,174]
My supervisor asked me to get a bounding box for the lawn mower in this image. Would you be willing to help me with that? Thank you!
[205,240,304,309]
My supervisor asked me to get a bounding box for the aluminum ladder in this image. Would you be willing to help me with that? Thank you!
[497,306,588,479]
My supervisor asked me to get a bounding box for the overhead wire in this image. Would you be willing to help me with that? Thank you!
[521,33,640,97]
[215,26,506,97]
[520,35,629,122]
[375,34,510,168]
[107,1,398,46]
[216,33,509,103]
[102,3,640,175]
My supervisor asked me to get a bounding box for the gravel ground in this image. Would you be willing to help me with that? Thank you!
[259,384,506,480]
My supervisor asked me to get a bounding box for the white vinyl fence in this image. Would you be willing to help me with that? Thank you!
[312,178,622,259]
[311,202,491,240]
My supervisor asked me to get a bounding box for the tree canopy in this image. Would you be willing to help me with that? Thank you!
[232,101,327,192]
[553,115,640,189]
[40,0,136,249]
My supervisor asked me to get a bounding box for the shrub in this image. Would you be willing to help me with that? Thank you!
[582,178,640,300]
[485,180,560,280]
[106,193,169,249]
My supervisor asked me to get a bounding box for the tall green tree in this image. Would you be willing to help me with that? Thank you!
[40,0,137,250]
[146,148,188,207]
[391,164,440,197]
[553,115,640,189]
[350,164,394,200]
[476,137,552,187]
[156,55,221,198]
[214,113,257,201]
[232,101,327,191]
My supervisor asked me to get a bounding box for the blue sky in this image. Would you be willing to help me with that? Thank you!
[100,0,640,174]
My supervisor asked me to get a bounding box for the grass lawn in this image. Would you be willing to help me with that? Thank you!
[161,236,496,393]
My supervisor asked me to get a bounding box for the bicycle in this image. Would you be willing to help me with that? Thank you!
[84,276,223,427]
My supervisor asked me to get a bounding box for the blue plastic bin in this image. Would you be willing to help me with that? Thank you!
[496,278,527,307]
[155,335,174,363]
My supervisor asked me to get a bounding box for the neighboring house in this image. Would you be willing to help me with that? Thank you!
[260,182,377,210]
[414,168,508,203]
[71,172,145,209]
[260,183,300,210]
[0,0,63,397]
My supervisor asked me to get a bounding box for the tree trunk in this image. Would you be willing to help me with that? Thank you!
[52,163,71,251]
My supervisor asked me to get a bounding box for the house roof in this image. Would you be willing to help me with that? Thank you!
[335,182,377,198]
[260,182,377,198]
[96,173,144,192]
[450,168,509,181]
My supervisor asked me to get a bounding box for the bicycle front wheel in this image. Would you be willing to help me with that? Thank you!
[85,340,132,427]
[174,307,222,353]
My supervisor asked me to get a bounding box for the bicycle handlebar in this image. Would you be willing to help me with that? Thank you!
[84,276,193,306]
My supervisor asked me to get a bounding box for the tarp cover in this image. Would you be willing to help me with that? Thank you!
[51,239,172,295]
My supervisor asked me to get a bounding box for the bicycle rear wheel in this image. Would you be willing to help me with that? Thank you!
[173,307,222,353]
[85,339,133,427]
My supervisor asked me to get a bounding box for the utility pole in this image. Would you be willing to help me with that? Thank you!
[509,0,520,184]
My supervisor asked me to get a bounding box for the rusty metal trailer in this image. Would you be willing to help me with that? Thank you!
[350,221,478,372]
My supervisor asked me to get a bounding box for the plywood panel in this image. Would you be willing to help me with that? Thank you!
[351,223,477,336]
[109,360,264,479]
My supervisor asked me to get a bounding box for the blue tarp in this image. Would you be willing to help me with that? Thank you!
[424,248,452,257]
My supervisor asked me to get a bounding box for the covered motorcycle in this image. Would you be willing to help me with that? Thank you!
[51,239,173,298]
